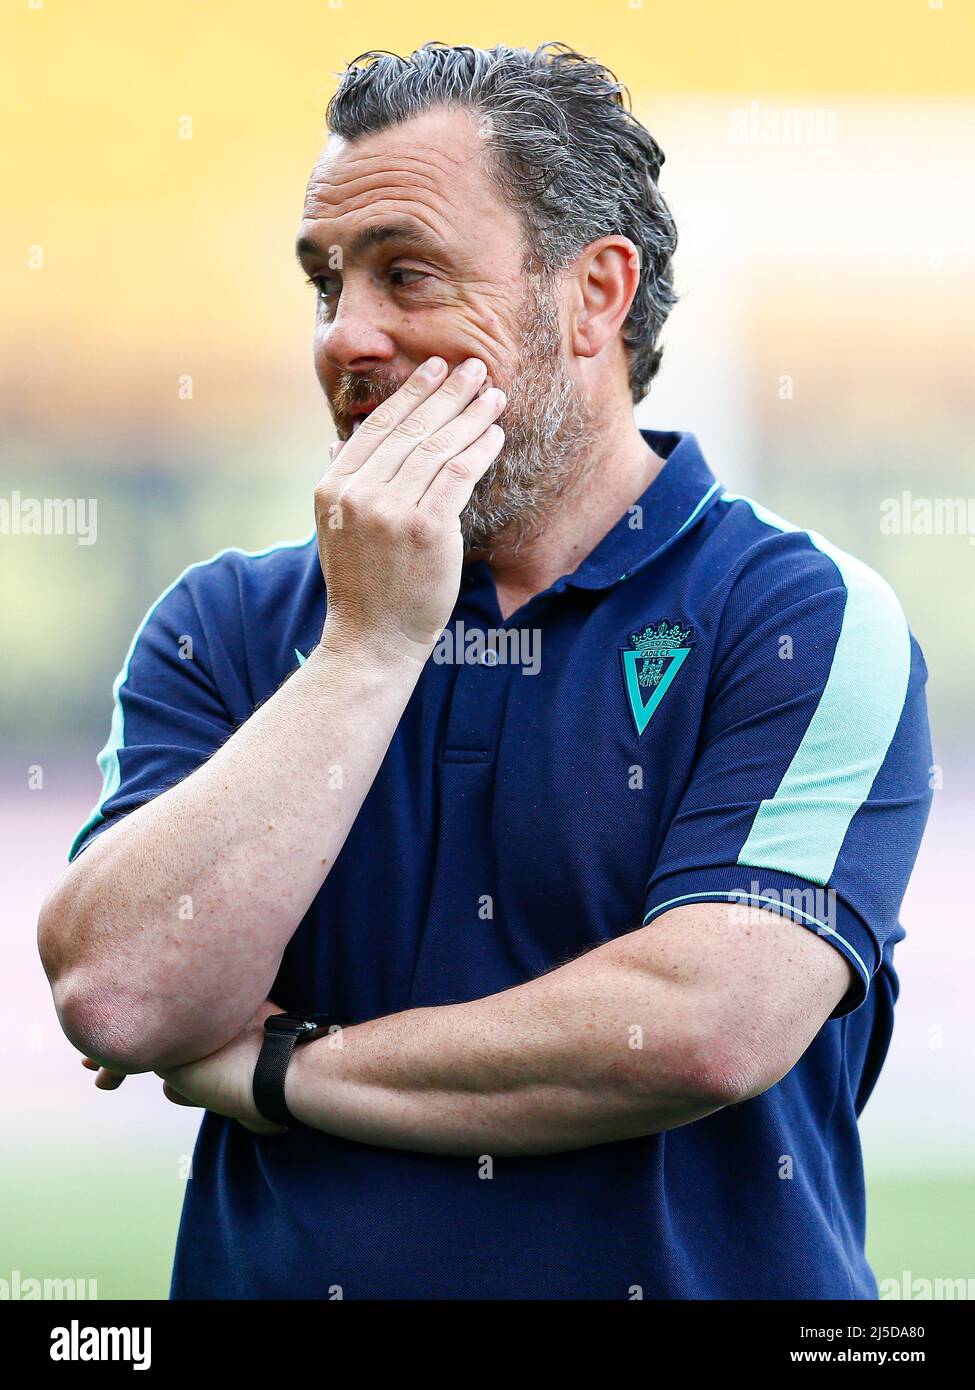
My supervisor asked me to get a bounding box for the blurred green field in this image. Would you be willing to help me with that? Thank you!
[1,1147,971,1299]
[1,1148,184,1300]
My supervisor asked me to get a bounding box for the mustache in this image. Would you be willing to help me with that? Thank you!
[333,363,504,421]
[331,369,403,421]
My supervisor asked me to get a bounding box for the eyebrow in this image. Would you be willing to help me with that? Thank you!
[295,221,446,265]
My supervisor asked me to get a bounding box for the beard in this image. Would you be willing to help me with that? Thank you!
[459,275,598,556]
[331,274,598,555]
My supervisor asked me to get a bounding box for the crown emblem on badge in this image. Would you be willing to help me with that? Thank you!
[620,619,695,736]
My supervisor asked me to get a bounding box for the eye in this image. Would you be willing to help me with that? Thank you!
[305,274,340,300]
[389,267,429,289]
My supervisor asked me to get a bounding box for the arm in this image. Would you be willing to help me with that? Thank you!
[38,355,507,1072]
[40,639,422,1073]
[157,901,853,1155]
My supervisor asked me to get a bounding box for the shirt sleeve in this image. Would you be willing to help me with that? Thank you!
[68,567,237,862]
[642,529,933,1018]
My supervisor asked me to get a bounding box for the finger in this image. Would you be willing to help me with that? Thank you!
[162,1082,201,1107]
[418,423,505,518]
[326,356,448,480]
[336,357,494,492]
[82,1057,126,1088]
[95,1068,127,1090]
[389,386,506,507]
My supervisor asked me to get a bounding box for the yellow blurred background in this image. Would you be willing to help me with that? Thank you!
[2,1,973,1298]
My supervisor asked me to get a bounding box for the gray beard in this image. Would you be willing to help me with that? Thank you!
[460,276,599,556]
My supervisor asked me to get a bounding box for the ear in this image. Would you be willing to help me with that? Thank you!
[569,236,641,362]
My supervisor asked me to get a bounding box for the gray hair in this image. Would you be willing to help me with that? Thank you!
[325,40,679,405]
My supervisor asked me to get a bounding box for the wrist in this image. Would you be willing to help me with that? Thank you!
[314,620,434,683]
[283,1024,345,1129]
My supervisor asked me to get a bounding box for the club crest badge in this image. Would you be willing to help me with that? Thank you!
[619,619,695,736]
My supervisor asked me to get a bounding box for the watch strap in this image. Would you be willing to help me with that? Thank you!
[252,1026,302,1128]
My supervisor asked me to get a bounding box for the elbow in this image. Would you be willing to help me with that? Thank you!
[38,891,157,1072]
[681,1030,772,1107]
[637,1021,770,1112]
[38,870,159,1072]
[37,866,104,997]
[37,878,75,988]
[49,971,160,1073]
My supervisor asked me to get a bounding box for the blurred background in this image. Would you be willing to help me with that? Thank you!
[2,1,972,1297]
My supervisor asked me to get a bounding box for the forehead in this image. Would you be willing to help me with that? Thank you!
[300,106,521,256]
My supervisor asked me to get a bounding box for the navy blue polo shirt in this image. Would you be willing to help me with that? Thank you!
[68,428,932,1299]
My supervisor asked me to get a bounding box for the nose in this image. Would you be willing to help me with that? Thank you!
[316,281,397,377]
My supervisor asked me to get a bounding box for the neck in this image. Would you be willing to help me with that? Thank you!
[468,417,666,621]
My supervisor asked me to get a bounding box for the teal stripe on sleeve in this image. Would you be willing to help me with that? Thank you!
[67,534,314,861]
[723,495,912,887]
[642,889,870,990]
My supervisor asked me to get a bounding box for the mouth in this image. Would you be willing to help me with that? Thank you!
[349,402,379,434]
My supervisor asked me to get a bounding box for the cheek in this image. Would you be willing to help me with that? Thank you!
[473,297,525,369]
[446,305,516,381]
[308,293,518,390]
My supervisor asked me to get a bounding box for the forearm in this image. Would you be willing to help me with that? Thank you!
[41,357,507,1075]
[285,936,733,1155]
[39,632,423,1070]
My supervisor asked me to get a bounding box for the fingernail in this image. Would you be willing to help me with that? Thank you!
[422,356,446,378]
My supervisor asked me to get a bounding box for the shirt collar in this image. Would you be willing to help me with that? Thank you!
[460,429,722,605]
[559,428,722,591]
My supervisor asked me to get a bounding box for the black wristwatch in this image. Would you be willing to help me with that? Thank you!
[252,1012,335,1128]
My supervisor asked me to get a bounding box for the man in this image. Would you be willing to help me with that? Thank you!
[38,42,932,1299]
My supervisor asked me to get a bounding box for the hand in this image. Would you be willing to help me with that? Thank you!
[154,998,287,1135]
[314,355,506,663]
[81,999,288,1135]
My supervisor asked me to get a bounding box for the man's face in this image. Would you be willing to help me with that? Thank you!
[296,105,597,552]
